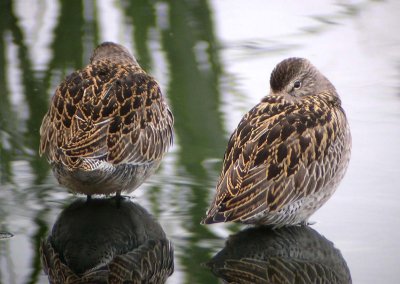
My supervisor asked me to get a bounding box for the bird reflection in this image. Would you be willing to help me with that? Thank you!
[40,197,174,284]
[206,226,351,284]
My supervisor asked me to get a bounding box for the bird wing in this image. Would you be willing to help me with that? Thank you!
[39,63,173,169]
[108,239,174,283]
[204,94,346,223]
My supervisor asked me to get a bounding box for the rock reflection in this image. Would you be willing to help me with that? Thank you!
[207,226,351,284]
[40,197,174,283]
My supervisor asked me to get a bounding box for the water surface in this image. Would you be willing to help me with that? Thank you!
[1,0,399,283]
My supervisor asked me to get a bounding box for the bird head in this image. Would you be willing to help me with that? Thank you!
[90,42,139,66]
[269,58,337,99]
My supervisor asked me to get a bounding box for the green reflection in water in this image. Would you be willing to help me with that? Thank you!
[124,0,156,72]
[48,0,85,70]
[161,0,226,283]
[0,0,27,185]
[0,0,229,283]
[0,0,15,184]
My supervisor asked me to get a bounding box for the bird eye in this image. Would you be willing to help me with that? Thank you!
[293,80,302,89]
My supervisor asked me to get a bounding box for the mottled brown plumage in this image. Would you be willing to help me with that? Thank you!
[202,58,351,227]
[39,42,173,196]
[206,226,352,283]
[40,198,174,284]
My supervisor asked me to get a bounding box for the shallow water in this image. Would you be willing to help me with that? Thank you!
[0,0,399,283]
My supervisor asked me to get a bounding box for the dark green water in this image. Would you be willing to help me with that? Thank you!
[1,0,399,283]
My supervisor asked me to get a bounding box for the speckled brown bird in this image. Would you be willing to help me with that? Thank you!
[39,42,173,196]
[202,58,351,227]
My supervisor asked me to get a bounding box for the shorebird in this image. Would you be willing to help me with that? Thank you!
[40,42,173,197]
[202,58,351,227]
